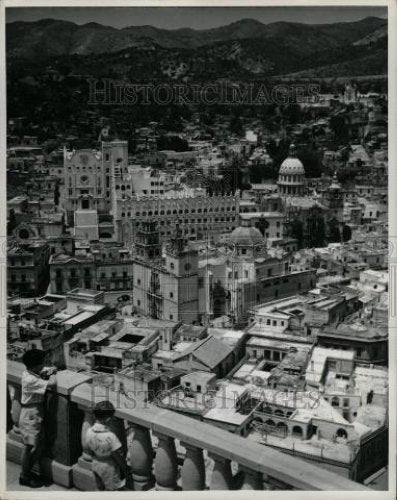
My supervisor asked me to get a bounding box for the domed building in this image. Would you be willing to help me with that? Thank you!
[278,145,306,197]
[228,223,267,258]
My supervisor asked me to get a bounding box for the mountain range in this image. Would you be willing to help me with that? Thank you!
[6,16,387,80]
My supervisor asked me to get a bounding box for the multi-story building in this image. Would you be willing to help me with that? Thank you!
[7,241,51,297]
[49,253,95,294]
[91,241,134,295]
[198,223,317,326]
[238,212,286,245]
[133,222,199,323]
[317,321,388,366]
[63,140,128,225]
[115,190,239,244]
[49,241,134,297]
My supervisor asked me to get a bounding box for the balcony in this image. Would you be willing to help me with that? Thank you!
[6,360,370,491]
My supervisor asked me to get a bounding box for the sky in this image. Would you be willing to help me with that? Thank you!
[6,6,387,30]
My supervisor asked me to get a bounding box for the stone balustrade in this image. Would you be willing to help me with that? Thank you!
[7,361,370,491]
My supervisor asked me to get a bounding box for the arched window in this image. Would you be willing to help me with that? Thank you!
[276,422,288,436]
[331,396,340,407]
[274,409,284,417]
[336,428,348,439]
[292,425,303,437]
[263,406,272,415]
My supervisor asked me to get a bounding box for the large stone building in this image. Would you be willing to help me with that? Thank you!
[62,140,128,225]
[115,190,239,244]
[63,140,240,243]
[133,222,199,323]
[198,222,317,326]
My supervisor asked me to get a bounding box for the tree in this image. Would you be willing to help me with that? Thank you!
[289,219,304,247]
[342,224,352,242]
[306,212,326,248]
[297,148,323,178]
[328,218,341,243]
[256,217,269,237]
[330,114,349,144]
[156,135,188,152]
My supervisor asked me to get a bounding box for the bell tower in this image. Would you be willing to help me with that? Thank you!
[134,221,162,261]
[165,223,198,277]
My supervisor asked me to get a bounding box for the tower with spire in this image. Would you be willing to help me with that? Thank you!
[323,171,344,222]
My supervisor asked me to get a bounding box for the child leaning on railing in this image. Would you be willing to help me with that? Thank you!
[85,400,134,491]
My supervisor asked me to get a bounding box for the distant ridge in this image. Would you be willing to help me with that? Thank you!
[6,16,387,58]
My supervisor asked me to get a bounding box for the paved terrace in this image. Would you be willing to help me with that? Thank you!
[7,360,371,492]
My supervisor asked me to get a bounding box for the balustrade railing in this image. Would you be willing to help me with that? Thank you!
[7,360,370,491]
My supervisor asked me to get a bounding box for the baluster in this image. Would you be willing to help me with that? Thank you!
[10,383,22,437]
[7,384,13,432]
[6,383,23,464]
[72,406,97,490]
[262,474,276,490]
[109,416,128,458]
[81,407,94,462]
[181,442,205,491]
[240,465,263,490]
[209,453,233,490]
[154,433,178,491]
[127,423,154,490]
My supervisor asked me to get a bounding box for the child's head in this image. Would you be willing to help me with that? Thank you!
[22,349,46,373]
[94,400,115,424]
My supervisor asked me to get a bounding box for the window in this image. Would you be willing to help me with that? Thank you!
[170,292,174,299]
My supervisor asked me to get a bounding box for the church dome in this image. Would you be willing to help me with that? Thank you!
[279,144,305,175]
[228,226,265,246]
[277,144,306,197]
[279,157,305,175]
